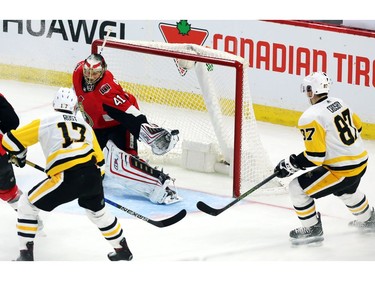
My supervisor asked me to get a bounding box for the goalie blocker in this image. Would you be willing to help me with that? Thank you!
[103,140,182,205]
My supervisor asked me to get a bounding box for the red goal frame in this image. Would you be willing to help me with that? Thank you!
[92,39,246,197]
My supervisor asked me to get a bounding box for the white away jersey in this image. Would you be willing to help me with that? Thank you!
[2,110,104,176]
[298,96,368,177]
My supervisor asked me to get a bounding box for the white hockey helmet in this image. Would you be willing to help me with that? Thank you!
[300,72,332,97]
[53,87,78,114]
[83,53,107,85]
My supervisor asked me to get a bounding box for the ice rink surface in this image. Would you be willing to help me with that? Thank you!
[0,80,374,280]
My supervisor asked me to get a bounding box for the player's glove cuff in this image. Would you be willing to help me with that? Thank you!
[9,149,27,168]
[274,154,302,178]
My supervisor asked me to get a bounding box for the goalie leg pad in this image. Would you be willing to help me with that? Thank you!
[148,178,182,204]
[105,140,161,185]
[104,140,182,204]
[129,154,161,178]
[151,173,182,205]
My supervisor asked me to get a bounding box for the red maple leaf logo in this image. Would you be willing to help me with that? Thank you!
[159,20,209,75]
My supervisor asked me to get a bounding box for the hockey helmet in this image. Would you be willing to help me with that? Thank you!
[300,72,332,97]
[83,53,107,85]
[53,87,78,114]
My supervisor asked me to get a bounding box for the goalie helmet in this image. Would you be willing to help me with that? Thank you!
[83,53,107,87]
[53,87,78,114]
[300,72,332,97]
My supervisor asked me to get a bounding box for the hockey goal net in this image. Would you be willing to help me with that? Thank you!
[91,38,282,197]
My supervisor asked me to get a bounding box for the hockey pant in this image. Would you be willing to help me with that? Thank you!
[289,166,371,227]
[103,140,171,204]
[16,163,125,250]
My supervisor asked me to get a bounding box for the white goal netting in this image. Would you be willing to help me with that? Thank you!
[93,38,283,197]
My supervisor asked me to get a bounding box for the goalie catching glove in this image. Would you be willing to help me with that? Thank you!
[274,154,305,178]
[139,123,179,155]
[9,148,27,168]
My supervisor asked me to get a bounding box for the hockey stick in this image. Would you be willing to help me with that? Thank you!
[26,160,45,172]
[25,160,187,227]
[196,172,279,216]
[104,198,187,228]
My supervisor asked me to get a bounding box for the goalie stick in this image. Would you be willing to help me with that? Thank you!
[99,28,112,55]
[196,172,279,216]
[25,160,187,228]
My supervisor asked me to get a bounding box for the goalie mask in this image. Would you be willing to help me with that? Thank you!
[83,54,107,89]
[300,72,332,104]
[53,87,78,114]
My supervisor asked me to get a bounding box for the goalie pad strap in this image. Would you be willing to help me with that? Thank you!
[104,141,171,204]
[129,156,161,179]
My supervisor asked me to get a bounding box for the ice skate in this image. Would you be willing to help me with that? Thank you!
[290,212,324,246]
[349,208,375,233]
[107,238,133,261]
[15,241,34,261]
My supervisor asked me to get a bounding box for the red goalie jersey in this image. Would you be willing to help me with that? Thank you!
[72,60,140,130]
[71,54,182,205]
[72,53,178,159]
[72,54,149,155]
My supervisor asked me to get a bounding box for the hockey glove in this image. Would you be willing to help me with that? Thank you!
[139,123,179,155]
[10,149,27,168]
[274,154,302,178]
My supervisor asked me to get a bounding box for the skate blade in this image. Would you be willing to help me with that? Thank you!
[290,236,324,247]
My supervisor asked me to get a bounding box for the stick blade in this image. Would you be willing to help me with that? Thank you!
[152,209,187,227]
[196,201,221,216]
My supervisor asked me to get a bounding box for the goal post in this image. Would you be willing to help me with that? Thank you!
[91,38,282,197]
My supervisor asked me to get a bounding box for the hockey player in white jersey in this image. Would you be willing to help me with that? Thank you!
[2,88,133,261]
[274,72,374,245]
